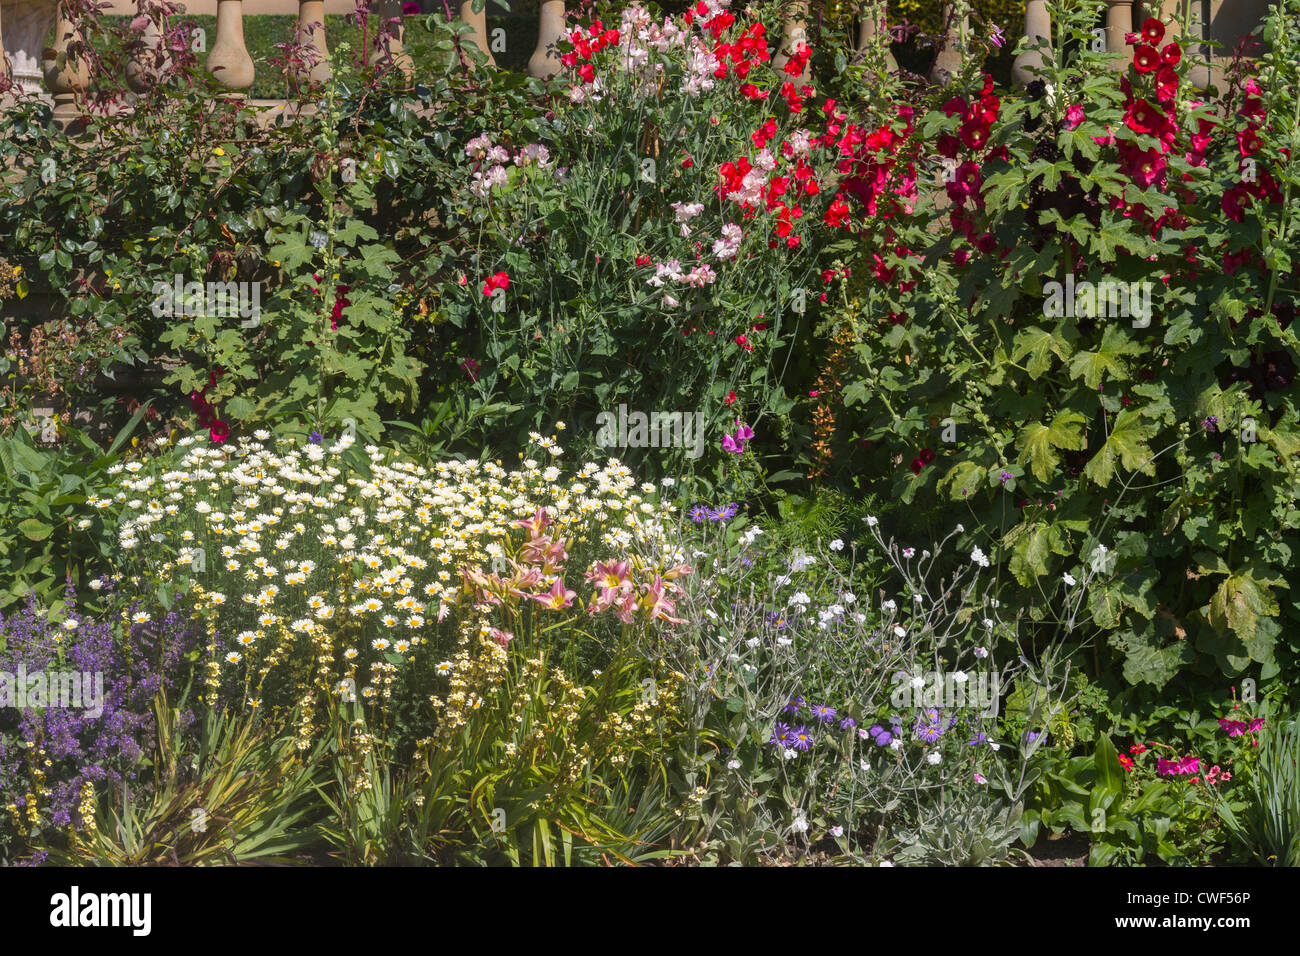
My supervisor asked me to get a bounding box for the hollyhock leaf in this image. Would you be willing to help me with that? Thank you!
[1084,409,1158,486]
[1018,409,1087,481]
[1011,326,1073,378]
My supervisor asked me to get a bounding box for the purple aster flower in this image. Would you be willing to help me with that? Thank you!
[789,725,814,751]
[868,724,893,746]
[770,721,793,746]
[839,716,857,731]
[968,731,989,746]
[783,695,805,715]
[690,504,708,523]
[709,502,740,522]
[811,704,837,723]
[915,721,944,743]
[308,430,323,444]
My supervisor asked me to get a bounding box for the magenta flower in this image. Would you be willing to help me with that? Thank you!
[1064,104,1086,130]
[402,1,421,14]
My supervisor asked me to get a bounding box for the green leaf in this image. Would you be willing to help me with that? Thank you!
[1011,326,1073,378]
[1067,325,1141,388]
[1093,734,1124,805]
[1084,409,1157,486]
[1017,409,1087,481]
[18,518,53,541]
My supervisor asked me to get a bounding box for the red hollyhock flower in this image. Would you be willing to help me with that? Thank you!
[940,96,968,118]
[209,419,230,444]
[1133,44,1160,73]
[1238,128,1261,156]
[1161,41,1181,65]
[1125,98,1166,136]
[1119,142,1167,188]
[959,119,991,150]
[1221,182,1251,222]
[919,448,935,465]
[1141,17,1165,45]
[910,457,924,475]
[1064,104,1086,130]
[1155,65,1179,103]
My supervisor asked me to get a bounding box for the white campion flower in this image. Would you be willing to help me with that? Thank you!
[970,546,990,568]
[829,539,845,551]
[1063,572,1077,587]
[926,751,942,765]
[974,646,989,659]
[893,625,906,638]
[865,515,879,527]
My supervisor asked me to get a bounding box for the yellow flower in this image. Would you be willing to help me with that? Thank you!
[213,147,225,156]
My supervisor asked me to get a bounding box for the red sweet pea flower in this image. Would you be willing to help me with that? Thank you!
[1133,44,1160,73]
[1141,16,1165,45]
[578,62,595,84]
[734,334,754,351]
[824,197,852,227]
[481,271,509,296]
[783,44,811,76]
[724,390,737,405]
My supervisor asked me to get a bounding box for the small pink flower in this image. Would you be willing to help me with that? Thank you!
[1064,104,1086,130]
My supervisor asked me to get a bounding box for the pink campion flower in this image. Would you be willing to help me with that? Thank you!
[530,578,577,611]
[1064,104,1086,130]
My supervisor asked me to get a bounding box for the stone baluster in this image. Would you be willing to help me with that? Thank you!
[126,2,168,94]
[206,0,255,94]
[292,0,330,88]
[373,0,413,76]
[928,1,966,86]
[857,0,898,73]
[771,0,811,83]
[528,0,564,79]
[41,8,89,129]
[1013,0,1052,87]
[1104,0,1134,69]
[458,0,496,68]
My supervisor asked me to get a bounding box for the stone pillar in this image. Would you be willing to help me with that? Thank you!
[206,0,255,94]
[126,3,169,94]
[929,1,966,86]
[293,0,331,87]
[1104,0,1134,70]
[528,0,564,79]
[41,8,89,129]
[771,0,811,83]
[1013,0,1052,87]
[457,0,496,68]
[373,0,413,76]
[856,0,898,72]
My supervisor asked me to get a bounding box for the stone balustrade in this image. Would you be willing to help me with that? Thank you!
[0,0,1281,125]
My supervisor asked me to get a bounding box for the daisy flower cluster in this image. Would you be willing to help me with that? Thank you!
[103,428,682,726]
